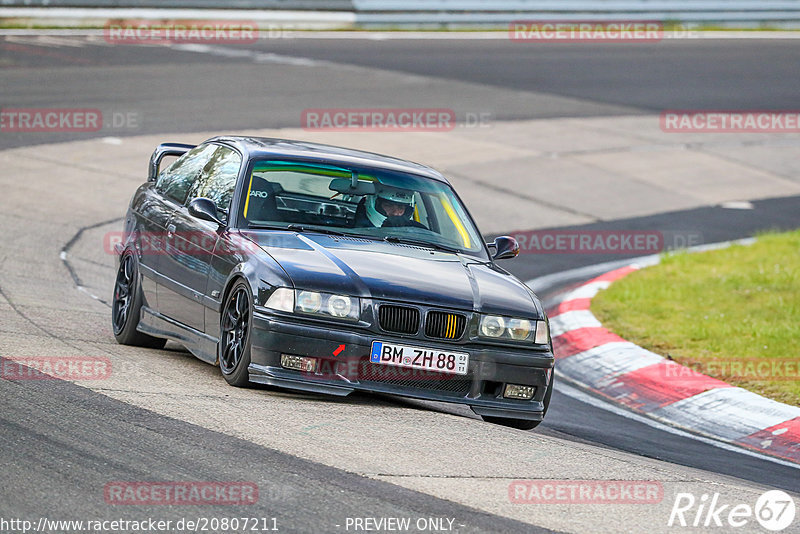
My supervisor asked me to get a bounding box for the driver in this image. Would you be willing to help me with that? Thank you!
[361,187,425,228]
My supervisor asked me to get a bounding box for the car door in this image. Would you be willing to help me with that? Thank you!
[153,143,218,328]
[159,144,243,332]
[133,144,211,312]
[130,184,171,310]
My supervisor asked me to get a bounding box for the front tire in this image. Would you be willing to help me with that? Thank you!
[482,374,554,430]
[112,252,167,349]
[219,280,253,387]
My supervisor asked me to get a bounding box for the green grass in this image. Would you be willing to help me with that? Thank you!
[591,230,800,406]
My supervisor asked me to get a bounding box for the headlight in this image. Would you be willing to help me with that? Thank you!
[480,315,505,337]
[478,315,549,344]
[508,318,533,340]
[295,290,359,321]
[264,288,360,321]
[327,295,352,318]
[297,291,322,313]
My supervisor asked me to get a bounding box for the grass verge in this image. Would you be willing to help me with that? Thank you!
[591,230,800,406]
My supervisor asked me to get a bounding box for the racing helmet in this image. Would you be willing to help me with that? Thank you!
[365,187,415,227]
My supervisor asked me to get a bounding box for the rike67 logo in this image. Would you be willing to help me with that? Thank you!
[668,490,796,531]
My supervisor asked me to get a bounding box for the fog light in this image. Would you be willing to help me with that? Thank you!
[504,384,536,400]
[280,354,317,373]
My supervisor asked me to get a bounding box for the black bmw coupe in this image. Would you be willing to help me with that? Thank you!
[112,136,554,429]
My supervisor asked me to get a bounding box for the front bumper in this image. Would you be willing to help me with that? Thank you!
[248,311,554,421]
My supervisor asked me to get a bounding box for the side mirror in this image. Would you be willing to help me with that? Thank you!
[489,236,520,260]
[148,143,196,182]
[188,197,224,227]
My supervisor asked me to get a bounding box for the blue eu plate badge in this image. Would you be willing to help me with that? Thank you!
[370,341,382,363]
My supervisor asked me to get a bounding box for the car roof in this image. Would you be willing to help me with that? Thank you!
[206,136,450,184]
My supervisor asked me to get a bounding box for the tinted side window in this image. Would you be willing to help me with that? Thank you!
[190,145,243,218]
[156,144,217,205]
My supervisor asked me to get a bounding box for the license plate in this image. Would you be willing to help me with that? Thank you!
[369,341,469,376]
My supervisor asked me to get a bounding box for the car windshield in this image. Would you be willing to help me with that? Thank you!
[239,160,486,256]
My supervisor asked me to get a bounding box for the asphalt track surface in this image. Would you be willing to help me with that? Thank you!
[2,374,541,534]
[2,35,800,148]
[2,34,800,532]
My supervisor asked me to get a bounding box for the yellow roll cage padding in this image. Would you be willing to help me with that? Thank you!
[242,174,254,218]
[438,194,471,248]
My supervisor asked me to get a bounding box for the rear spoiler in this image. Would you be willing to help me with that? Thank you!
[148,143,196,182]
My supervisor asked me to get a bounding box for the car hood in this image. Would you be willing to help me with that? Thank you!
[241,231,542,318]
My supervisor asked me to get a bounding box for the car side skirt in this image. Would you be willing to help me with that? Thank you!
[138,306,218,365]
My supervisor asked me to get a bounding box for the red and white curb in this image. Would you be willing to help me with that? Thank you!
[547,264,800,465]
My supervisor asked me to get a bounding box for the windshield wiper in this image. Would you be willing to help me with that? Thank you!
[246,223,347,237]
[383,235,461,254]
